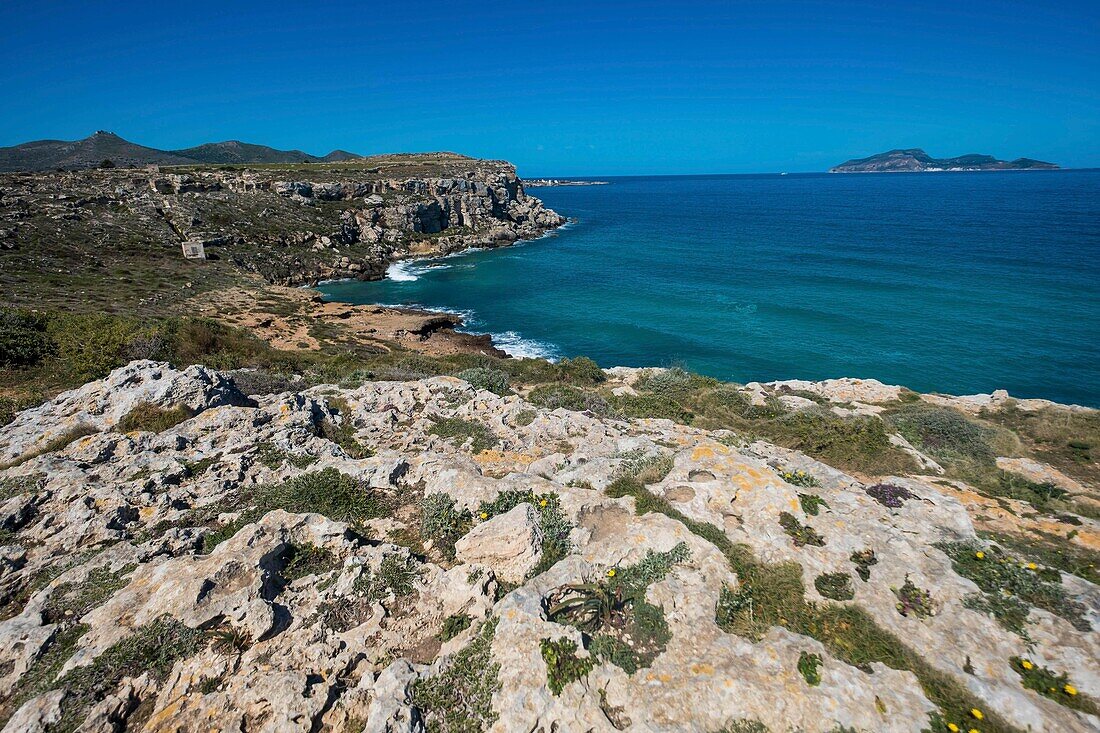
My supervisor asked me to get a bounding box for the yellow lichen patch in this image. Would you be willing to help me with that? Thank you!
[139,507,156,521]
[473,449,541,473]
[690,663,715,675]
[918,477,1100,552]
[691,445,716,461]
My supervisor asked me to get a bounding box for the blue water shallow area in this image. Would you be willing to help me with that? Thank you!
[318,171,1100,407]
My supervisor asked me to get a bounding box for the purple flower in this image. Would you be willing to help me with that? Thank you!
[866,483,914,508]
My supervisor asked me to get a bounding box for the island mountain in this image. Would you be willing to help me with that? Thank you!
[830,148,1058,173]
[0,131,363,171]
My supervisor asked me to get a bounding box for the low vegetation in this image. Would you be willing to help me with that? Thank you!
[606,475,1021,733]
[539,637,594,696]
[937,541,1088,631]
[477,490,572,577]
[429,416,498,453]
[192,468,390,552]
[797,651,822,686]
[545,543,689,675]
[420,493,472,560]
[814,572,854,601]
[1009,656,1097,714]
[116,402,194,433]
[412,618,501,731]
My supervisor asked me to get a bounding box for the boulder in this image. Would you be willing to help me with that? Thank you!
[454,503,543,582]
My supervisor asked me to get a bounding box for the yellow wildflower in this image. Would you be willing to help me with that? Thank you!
[539,498,548,507]
[479,512,488,519]
[970,708,984,720]
[975,551,985,560]
[607,569,617,578]
[1021,659,1033,670]
[1064,684,1077,696]
[1026,562,1037,570]
[968,729,979,733]
[947,724,959,732]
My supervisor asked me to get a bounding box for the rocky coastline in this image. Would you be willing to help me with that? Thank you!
[0,361,1097,732]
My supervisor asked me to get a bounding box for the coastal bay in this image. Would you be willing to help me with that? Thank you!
[320,170,1100,407]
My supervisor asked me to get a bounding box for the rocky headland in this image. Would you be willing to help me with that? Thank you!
[0,358,1097,732]
[0,153,566,360]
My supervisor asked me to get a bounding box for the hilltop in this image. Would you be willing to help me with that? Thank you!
[830,149,1059,173]
[0,131,364,172]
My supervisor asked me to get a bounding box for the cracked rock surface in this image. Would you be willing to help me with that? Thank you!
[0,362,1096,732]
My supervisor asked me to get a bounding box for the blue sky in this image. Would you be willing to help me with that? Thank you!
[1,0,1097,175]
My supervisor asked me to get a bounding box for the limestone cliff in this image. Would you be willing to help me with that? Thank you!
[0,362,1096,732]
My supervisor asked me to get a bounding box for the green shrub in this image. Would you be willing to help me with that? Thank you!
[606,393,694,422]
[814,572,854,601]
[514,408,537,427]
[540,637,594,696]
[886,404,999,464]
[797,651,822,686]
[439,613,472,642]
[357,553,419,600]
[768,407,912,475]
[196,468,391,552]
[798,493,828,516]
[778,511,825,547]
[0,310,53,368]
[527,384,587,411]
[1009,656,1098,714]
[281,543,338,581]
[850,548,877,582]
[421,493,472,560]
[892,576,937,618]
[937,541,1087,630]
[456,367,510,396]
[429,417,498,453]
[46,313,144,381]
[557,356,606,385]
[254,442,317,470]
[260,469,388,525]
[779,468,819,487]
[116,402,194,433]
[412,618,500,731]
[635,367,716,398]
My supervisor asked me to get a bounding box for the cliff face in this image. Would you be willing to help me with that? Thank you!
[0,154,565,295]
[0,362,1096,732]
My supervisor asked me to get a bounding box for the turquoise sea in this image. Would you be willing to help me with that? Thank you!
[318,171,1100,407]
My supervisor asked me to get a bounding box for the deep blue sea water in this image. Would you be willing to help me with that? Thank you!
[318,171,1100,407]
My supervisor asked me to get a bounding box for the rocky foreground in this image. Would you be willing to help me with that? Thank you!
[0,362,1097,732]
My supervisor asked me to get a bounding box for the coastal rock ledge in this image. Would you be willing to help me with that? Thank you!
[0,362,1097,732]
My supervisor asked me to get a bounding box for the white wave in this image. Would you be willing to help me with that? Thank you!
[487,331,560,360]
[386,260,452,282]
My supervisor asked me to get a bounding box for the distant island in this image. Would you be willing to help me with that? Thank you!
[523,178,609,187]
[0,130,362,172]
[830,148,1058,173]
